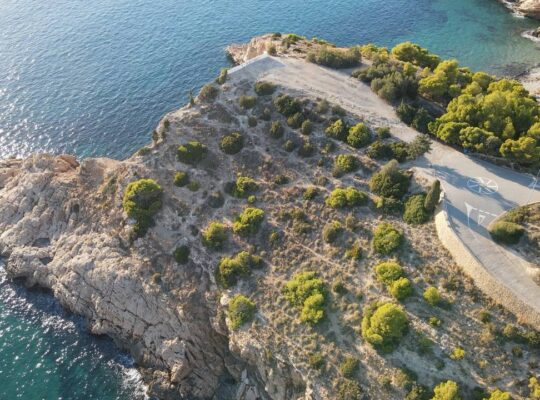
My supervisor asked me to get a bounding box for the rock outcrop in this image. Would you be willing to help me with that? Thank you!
[517,0,540,19]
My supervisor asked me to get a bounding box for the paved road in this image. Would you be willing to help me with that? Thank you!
[229,55,540,319]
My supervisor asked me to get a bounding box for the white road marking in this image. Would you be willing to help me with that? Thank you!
[466,177,499,195]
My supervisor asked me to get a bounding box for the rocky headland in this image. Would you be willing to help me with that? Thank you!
[1,35,539,399]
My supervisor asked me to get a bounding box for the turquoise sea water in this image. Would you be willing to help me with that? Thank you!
[0,0,539,398]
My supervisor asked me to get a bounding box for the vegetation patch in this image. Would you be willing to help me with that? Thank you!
[489,221,525,245]
[361,302,409,352]
[218,251,261,287]
[403,194,430,225]
[283,271,326,324]
[122,178,163,236]
[202,221,228,250]
[173,171,189,187]
[326,187,368,208]
[177,141,208,165]
[233,207,265,236]
[333,154,359,176]
[372,222,403,255]
[254,81,276,96]
[307,45,361,69]
[220,132,244,154]
[369,160,410,199]
[228,294,256,330]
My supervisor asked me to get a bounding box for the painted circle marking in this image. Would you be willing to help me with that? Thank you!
[466,177,498,195]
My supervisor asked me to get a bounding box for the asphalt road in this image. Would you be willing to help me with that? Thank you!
[230,55,540,318]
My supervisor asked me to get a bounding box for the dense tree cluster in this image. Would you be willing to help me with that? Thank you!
[307,45,361,69]
[361,301,409,352]
[122,179,163,236]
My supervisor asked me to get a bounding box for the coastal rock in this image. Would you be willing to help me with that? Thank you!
[517,0,540,18]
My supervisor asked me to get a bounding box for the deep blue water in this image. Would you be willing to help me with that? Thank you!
[0,0,540,398]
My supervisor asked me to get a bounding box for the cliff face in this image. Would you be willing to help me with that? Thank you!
[517,0,540,19]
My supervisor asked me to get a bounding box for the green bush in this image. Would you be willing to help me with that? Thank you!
[248,116,258,127]
[485,390,512,400]
[287,112,305,129]
[254,81,276,96]
[333,154,358,176]
[322,220,343,243]
[367,140,394,160]
[187,181,200,192]
[239,95,257,109]
[337,379,363,400]
[390,142,410,163]
[233,207,265,236]
[274,94,302,116]
[269,121,284,139]
[375,261,404,285]
[215,68,228,85]
[346,243,362,260]
[431,380,461,400]
[361,302,409,352]
[273,174,289,185]
[283,271,326,324]
[391,42,441,69]
[173,171,189,187]
[228,294,256,330]
[369,160,410,199]
[230,176,258,198]
[396,101,418,125]
[325,119,348,141]
[390,277,413,301]
[307,45,361,69]
[339,357,359,378]
[375,196,403,215]
[450,347,465,360]
[376,126,391,139]
[529,377,540,399]
[220,132,244,154]
[424,180,441,212]
[173,245,190,264]
[489,221,524,245]
[403,194,430,224]
[202,221,228,249]
[298,140,315,157]
[301,120,313,135]
[199,84,219,102]
[177,141,208,165]
[218,251,261,287]
[122,179,163,236]
[373,222,403,255]
[326,187,368,208]
[347,123,372,148]
[316,99,330,114]
[423,286,442,306]
[308,353,325,370]
[303,186,318,200]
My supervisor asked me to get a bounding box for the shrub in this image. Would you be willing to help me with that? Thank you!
[323,221,343,243]
[199,84,218,102]
[233,207,265,236]
[202,222,228,250]
[391,42,441,70]
[220,132,244,155]
[373,222,403,255]
[269,121,284,138]
[229,175,258,198]
[367,140,394,160]
[369,160,410,199]
[529,377,540,399]
[298,139,315,157]
[215,68,228,85]
[450,347,465,360]
[361,302,408,352]
[173,171,189,187]
[187,181,200,192]
[218,251,261,287]
[260,107,272,121]
[287,112,305,129]
[375,261,404,285]
[403,194,430,224]
[424,180,441,213]
[332,279,347,295]
[333,154,358,176]
[267,44,277,55]
[325,119,348,141]
[375,196,403,215]
[273,174,289,185]
[307,45,361,69]
[486,390,512,400]
[376,126,391,139]
[254,81,276,96]
[432,380,461,400]
[228,294,256,330]
[308,353,324,370]
[390,277,413,300]
[396,101,418,125]
[283,271,326,324]
[177,141,208,165]
[239,95,257,109]
[337,379,362,400]
[390,142,410,163]
[282,140,296,152]
[316,99,330,114]
[408,134,432,159]
[339,357,359,378]
[274,94,302,116]
[347,123,372,148]
[303,186,318,200]
[173,245,190,264]
[301,120,313,135]
[326,187,368,208]
[489,221,524,245]
[423,286,442,306]
[248,116,258,127]
[346,243,362,260]
[122,179,163,236]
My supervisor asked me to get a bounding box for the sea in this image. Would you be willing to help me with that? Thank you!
[0,0,539,398]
